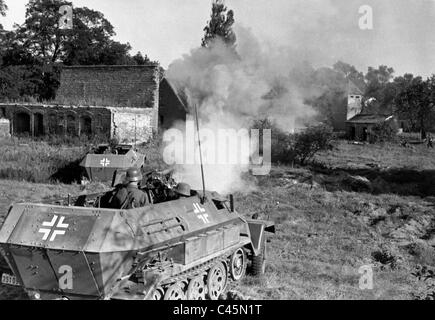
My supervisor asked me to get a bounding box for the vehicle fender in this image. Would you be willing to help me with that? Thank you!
[244,219,275,256]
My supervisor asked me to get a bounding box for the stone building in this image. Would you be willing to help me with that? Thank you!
[346,114,395,141]
[323,79,365,132]
[347,80,364,121]
[345,80,396,141]
[0,64,188,143]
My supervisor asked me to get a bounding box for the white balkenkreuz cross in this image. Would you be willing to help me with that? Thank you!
[38,215,69,242]
[100,158,110,167]
[193,203,210,224]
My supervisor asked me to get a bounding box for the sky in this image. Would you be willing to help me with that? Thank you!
[1,0,435,77]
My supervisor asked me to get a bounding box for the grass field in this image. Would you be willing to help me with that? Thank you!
[231,170,433,299]
[0,136,166,184]
[0,139,434,300]
[314,140,435,170]
[0,138,87,183]
[230,141,435,299]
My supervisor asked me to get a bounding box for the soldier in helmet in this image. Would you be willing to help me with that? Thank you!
[109,168,148,209]
[174,183,192,198]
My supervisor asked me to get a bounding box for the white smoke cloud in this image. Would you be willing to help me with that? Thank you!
[167,26,318,130]
[164,26,320,194]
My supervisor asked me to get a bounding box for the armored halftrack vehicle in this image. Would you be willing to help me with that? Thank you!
[0,172,275,300]
[80,144,146,182]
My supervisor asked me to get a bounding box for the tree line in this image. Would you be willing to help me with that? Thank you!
[2,0,434,137]
[200,1,435,137]
[306,61,435,137]
[0,0,154,102]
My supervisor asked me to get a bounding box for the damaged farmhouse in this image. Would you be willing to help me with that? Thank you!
[0,65,188,143]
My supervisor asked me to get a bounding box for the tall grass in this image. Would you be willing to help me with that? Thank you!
[0,137,87,183]
[0,134,167,184]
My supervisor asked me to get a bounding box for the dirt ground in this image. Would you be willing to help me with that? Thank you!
[1,141,434,300]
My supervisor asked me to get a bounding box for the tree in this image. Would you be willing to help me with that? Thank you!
[308,67,348,129]
[14,0,147,66]
[201,0,236,48]
[365,65,395,87]
[16,1,125,65]
[15,0,72,64]
[132,51,152,65]
[333,61,366,91]
[0,28,47,100]
[394,76,434,138]
[252,119,334,165]
[363,65,395,114]
[0,0,7,31]
[1,0,155,101]
[364,65,394,99]
[0,0,7,16]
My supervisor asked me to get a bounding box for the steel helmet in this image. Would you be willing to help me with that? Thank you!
[125,168,142,183]
[175,183,191,197]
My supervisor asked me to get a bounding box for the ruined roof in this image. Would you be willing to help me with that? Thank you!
[160,78,189,112]
[347,114,393,124]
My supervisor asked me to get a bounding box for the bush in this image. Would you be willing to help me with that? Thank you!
[251,118,295,164]
[252,119,334,165]
[369,120,399,144]
[412,265,435,300]
[293,125,334,165]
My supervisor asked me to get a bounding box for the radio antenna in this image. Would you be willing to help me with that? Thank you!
[194,103,206,204]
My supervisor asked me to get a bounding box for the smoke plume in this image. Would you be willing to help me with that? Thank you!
[164,26,320,194]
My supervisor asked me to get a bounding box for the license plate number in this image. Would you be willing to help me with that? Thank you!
[1,273,20,286]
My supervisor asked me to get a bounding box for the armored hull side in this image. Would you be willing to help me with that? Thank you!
[0,194,264,300]
[80,149,145,182]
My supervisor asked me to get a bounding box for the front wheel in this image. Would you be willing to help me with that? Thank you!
[230,248,247,281]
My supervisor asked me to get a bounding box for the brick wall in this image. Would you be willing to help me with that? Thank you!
[0,104,112,138]
[56,65,160,109]
[0,67,188,143]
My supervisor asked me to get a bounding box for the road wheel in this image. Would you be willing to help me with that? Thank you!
[251,234,267,277]
[164,282,186,300]
[186,275,206,300]
[151,287,164,300]
[230,248,247,281]
[206,262,227,300]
